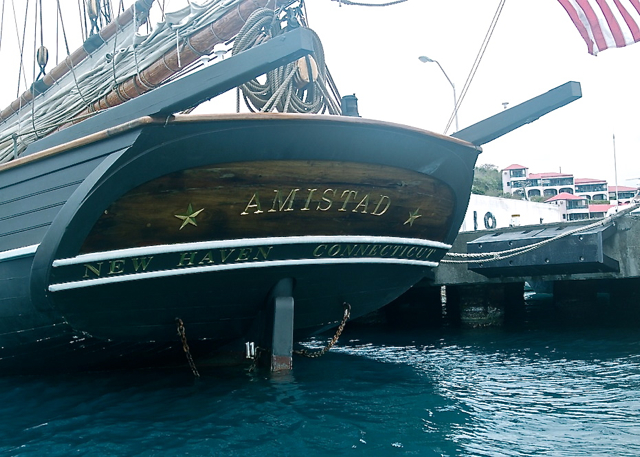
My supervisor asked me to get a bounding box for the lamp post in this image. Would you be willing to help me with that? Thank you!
[418,55,458,133]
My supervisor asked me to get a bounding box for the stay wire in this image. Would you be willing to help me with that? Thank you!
[56,1,59,64]
[56,0,90,106]
[77,0,86,42]
[31,0,38,137]
[37,0,42,48]
[444,0,505,134]
[0,0,5,54]
[15,0,30,98]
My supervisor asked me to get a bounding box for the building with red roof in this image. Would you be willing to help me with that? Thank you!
[588,203,614,219]
[575,178,608,201]
[501,164,574,199]
[499,164,639,221]
[608,185,638,202]
[545,192,589,221]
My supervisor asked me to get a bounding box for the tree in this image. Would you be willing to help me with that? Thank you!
[472,164,503,197]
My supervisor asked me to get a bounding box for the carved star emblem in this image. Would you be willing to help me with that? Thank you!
[174,203,204,230]
[404,208,422,227]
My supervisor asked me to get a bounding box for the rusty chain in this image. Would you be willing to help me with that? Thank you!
[175,318,200,377]
[294,302,351,358]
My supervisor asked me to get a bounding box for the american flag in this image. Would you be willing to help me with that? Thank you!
[558,0,640,54]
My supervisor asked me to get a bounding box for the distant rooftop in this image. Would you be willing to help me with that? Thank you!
[529,172,573,179]
[545,192,585,202]
[502,164,527,170]
[589,204,614,213]
[575,178,606,184]
[608,185,638,192]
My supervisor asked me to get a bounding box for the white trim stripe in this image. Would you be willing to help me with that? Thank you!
[49,256,440,292]
[52,236,451,267]
[0,244,39,263]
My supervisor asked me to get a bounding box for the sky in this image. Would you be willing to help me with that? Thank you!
[1,0,639,187]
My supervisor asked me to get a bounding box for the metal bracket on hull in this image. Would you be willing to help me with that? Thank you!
[260,278,295,372]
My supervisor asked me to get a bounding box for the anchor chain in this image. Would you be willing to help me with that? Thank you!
[175,318,200,377]
[294,303,351,358]
[247,346,264,373]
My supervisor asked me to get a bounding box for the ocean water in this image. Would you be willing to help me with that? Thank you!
[2,301,640,456]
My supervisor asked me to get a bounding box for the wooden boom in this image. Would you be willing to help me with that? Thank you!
[77,0,295,117]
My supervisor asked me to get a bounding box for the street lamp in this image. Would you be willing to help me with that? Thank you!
[418,55,458,133]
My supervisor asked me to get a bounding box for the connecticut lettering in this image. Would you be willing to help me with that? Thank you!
[312,244,438,261]
[241,189,391,216]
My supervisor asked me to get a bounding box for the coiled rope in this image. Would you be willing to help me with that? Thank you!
[441,203,639,265]
[232,7,340,115]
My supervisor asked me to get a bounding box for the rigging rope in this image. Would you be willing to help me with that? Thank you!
[440,203,639,264]
[444,0,505,134]
[30,0,37,138]
[56,0,90,107]
[0,0,6,54]
[77,0,86,42]
[14,0,29,98]
[0,1,342,163]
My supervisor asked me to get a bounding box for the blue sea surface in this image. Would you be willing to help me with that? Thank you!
[2,307,640,456]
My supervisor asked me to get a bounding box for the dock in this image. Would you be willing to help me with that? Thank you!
[384,208,640,327]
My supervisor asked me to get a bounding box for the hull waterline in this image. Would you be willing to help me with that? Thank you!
[0,114,479,374]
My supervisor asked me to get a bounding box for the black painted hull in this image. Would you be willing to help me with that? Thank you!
[0,114,479,374]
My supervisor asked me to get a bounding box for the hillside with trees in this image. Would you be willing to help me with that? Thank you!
[471,164,520,199]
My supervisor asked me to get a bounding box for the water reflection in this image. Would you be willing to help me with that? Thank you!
[0,305,639,456]
[332,324,640,456]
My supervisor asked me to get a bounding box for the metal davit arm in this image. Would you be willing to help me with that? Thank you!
[451,81,582,146]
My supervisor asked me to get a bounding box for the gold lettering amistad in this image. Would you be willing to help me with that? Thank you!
[301,189,317,211]
[338,190,358,212]
[240,188,393,216]
[241,193,264,215]
[317,189,336,211]
[269,189,300,213]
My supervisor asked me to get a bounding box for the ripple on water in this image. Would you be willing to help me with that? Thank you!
[0,327,638,456]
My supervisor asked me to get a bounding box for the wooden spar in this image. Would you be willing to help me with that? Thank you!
[77,0,294,117]
[0,0,154,123]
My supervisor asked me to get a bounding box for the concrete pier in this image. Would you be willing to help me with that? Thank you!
[383,212,640,328]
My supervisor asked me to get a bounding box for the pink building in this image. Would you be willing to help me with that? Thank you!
[501,164,574,199]
[608,185,638,203]
[588,203,614,218]
[502,164,619,201]
[545,192,589,221]
[575,178,608,201]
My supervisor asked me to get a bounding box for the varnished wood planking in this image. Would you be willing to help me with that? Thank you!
[81,160,455,253]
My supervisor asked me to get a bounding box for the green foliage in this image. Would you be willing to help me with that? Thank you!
[498,192,523,200]
[472,164,504,197]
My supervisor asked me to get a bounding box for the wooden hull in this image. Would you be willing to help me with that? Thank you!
[0,114,479,374]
